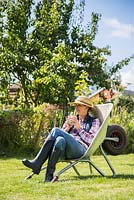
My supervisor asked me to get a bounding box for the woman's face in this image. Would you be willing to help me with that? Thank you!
[75,104,89,116]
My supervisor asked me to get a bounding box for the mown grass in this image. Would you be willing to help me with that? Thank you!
[0,154,134,200]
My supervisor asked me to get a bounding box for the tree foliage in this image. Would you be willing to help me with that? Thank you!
[0,0,133,111]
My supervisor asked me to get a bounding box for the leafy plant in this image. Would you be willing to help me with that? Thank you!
[110,96,134,153]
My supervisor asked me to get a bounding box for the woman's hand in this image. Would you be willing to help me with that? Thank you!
[62,115,81,132]
[66,115,81,130]
[62,121,72,132]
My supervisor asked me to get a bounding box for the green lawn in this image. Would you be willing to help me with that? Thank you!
[0,154,134,200]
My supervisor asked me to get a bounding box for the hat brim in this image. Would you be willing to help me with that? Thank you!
[69,100,93,108]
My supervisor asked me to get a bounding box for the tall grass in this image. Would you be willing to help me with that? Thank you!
[0,154,134,200]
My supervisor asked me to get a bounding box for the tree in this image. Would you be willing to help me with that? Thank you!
[0,0,133,112]
[0,0,34,107]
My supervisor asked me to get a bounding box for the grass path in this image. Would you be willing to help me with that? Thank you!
[0,154,134,200]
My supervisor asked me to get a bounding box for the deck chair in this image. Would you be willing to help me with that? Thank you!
[25,103,117,182]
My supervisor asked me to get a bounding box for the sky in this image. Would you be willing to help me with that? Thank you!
[81,0,134,90]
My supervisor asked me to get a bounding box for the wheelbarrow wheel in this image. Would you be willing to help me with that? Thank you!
[102,125,128,155]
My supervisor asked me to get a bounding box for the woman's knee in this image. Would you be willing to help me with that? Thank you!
[54,136,66,151]
[50,127,63,138]
[50,127,60,134]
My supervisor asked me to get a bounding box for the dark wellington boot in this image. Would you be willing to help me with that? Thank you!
[45,149,61,182]
[22,136,55,174]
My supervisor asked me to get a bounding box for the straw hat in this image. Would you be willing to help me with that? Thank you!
[69,96,94,108]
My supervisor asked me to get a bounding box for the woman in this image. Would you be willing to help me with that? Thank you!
[22,96,101,182]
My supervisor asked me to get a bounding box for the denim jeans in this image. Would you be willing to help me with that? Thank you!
[49,127,86,159]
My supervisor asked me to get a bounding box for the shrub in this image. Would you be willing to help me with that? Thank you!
[0,104,62,155]
[110,96,134,153]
